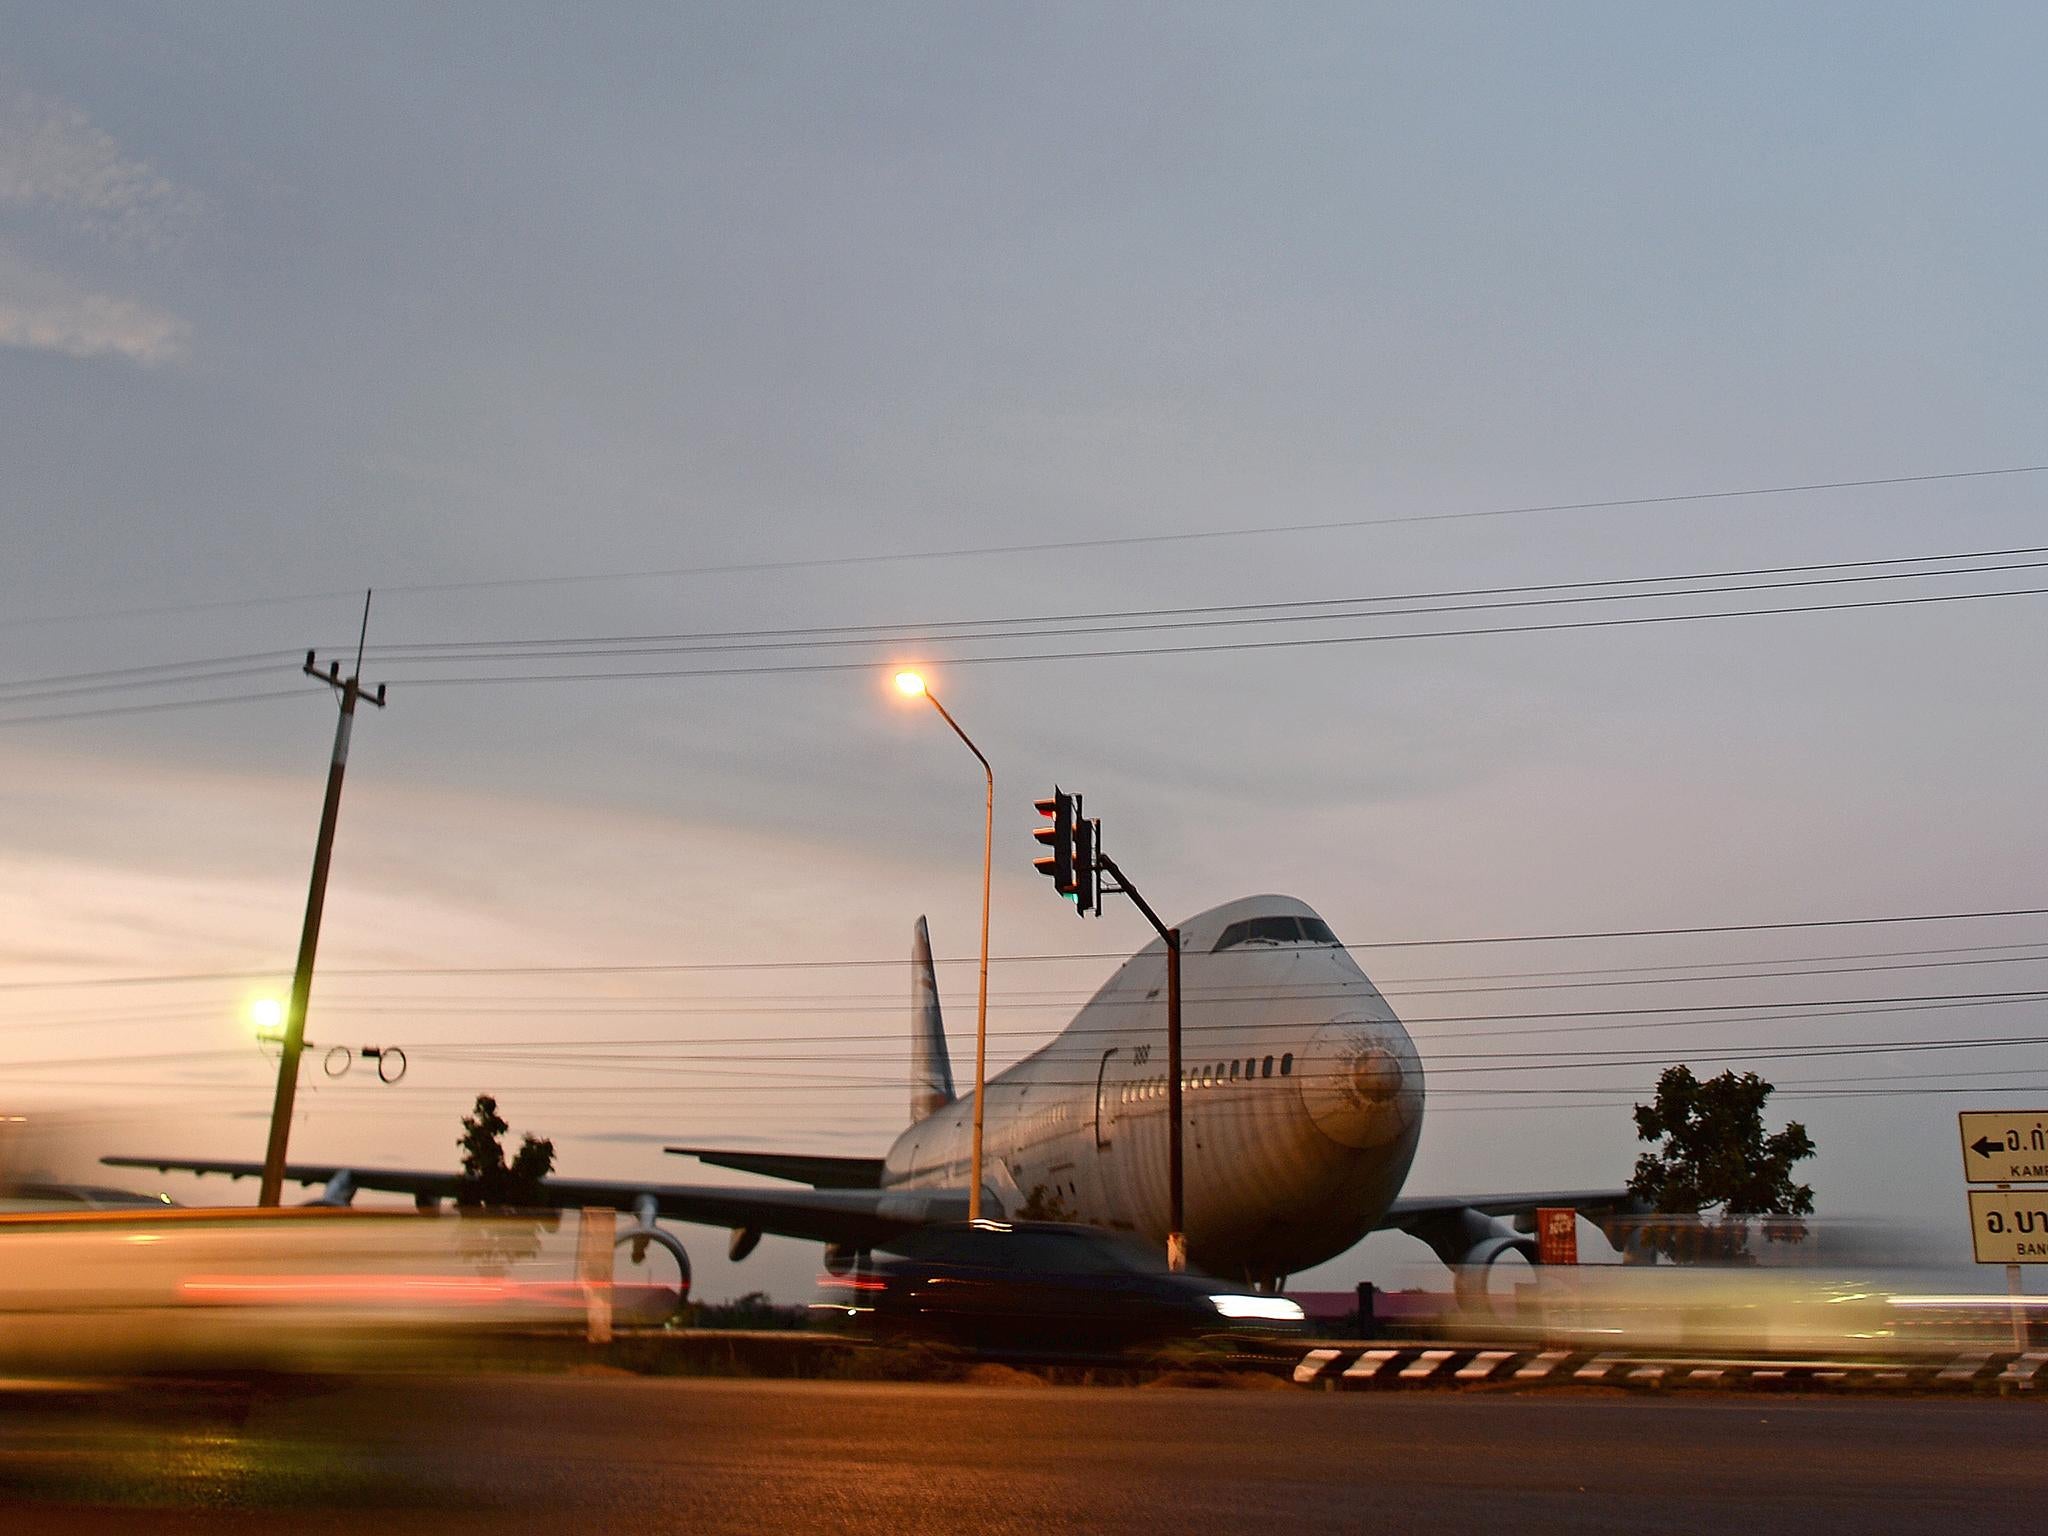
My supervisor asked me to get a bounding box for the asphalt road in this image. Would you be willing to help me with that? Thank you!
[1,1374,2041,1534]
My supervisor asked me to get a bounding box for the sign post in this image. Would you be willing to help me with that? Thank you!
[1958,1112,2048,1184]
[1964,1189,2048,1265]
[1534,1208,1579,1346]
[1958,1113,2048,1355]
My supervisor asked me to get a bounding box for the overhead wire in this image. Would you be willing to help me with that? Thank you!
[349,544,2048,662]
[9,540,2046,718]
[0,687,321,729]
[390,582,2048,688]
[0,649,302,697]
[12,461,2044,631]
[9,904,2048,991]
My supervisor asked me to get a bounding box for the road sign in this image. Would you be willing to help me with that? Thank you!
[1966,1189,2048,1264]
[1957,1111,2048,1183]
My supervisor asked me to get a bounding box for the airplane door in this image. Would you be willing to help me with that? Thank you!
[1093,1047,1120,1149]
[1087,1047,1126,1226]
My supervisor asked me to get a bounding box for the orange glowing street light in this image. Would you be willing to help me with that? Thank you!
[247,994,288,1051]
[892,668,994,1222]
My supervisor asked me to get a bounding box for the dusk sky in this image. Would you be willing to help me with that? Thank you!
[3,3,2045,1299]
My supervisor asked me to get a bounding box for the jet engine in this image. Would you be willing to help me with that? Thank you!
[615,1195,692,1322]
[821,1242,871,1277]
[1398,1206,1539,1311]
[1447,1229,1538,1310]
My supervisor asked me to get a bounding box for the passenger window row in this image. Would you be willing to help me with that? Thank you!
[1117,1052,1292,1105]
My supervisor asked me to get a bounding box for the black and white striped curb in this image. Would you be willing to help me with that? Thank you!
[1291,1345,2048,1391]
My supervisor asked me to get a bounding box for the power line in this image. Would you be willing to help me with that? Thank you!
[393,582,2048,688]
[398,1027,2048,1081]
[353,555,2048,669]
[349,543,2048,661]
[12,462,2044,631]
[8,905,2045,991]
[293,986,2045,1063]
[227,947,2044,1014]
[8,547,2043,725]
[0,662,295,705]
[11,541,2033,706]
[383,989,2048,1060]
[369,463,2048,593]
[13,943,2048,1042]
[101,1026,2033,1092]
[0,687,321,729]
[0,649,300,697]
[9,944,2045,1035]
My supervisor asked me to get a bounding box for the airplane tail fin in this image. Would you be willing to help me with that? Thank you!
[910,916,955,1123]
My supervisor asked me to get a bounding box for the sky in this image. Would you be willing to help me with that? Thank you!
[2,2,2045,1301]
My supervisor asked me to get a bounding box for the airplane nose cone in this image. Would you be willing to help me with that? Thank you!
[1299,1018,1422,1150]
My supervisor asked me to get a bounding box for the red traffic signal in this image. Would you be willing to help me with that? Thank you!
[1032,789,1075,894]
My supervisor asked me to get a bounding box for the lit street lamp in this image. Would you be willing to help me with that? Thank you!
[893,670,995,1222]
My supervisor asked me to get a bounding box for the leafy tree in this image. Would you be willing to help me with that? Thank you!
[1629,1066,1815,1262]
[453,1094,558,1273]
[455,1093,555,1208]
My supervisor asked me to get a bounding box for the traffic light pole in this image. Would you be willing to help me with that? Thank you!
[259,596,385,1208]
[1093,850,1186,1272]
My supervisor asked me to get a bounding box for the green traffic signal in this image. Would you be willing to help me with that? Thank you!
[1032,789,1074,893]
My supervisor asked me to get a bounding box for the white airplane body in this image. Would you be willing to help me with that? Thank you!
[111,895,1629,1291]
[879,895,1423,1282]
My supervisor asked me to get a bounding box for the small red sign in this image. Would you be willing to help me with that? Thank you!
[1535,1207,1579,1266]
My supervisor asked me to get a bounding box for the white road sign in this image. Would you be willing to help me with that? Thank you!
[1967,1189,2048,1264]
[1957,1111,2048,1183]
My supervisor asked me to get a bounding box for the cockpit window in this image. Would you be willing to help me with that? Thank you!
[1211,915,1340,952]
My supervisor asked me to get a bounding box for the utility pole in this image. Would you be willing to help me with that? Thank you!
[259,592,386,1207]
[1093,849,1186,1272]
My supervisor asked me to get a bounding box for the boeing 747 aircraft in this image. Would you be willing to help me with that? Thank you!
[109,896,1632,1294]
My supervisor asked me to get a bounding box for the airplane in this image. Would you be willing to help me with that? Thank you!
[107,895,1635,1299]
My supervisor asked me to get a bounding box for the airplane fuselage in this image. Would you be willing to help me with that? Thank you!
[879,896,1424,1281]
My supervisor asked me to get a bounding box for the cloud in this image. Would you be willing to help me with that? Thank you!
[0,92,190,246]
[0,248,189,364]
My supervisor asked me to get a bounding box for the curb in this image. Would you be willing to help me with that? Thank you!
[1290,1345,2048,1392]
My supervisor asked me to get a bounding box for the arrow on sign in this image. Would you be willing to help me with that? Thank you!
[1970,1136,2004,1159]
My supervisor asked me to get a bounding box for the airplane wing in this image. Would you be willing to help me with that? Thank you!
[665,1147,885,1190]
[1378,1189,1641,1227]
[1376,1188,1642,1267]
[101,1155,962,1248]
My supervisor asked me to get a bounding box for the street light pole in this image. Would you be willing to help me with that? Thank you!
[894,673,994,1223]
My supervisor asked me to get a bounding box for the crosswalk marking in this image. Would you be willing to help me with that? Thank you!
[1455,1350,1514,1381]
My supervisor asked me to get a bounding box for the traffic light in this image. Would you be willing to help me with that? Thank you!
[1072,811,1097,916]
[1033,789,1074,895]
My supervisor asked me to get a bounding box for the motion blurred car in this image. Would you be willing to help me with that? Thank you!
[0,1181,177,1213]
[817,1220,1304,1361]
[0,1205,613,1377]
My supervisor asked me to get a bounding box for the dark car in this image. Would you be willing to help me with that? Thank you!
[819,1220,1304,1361]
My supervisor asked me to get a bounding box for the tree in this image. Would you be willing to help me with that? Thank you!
[1629,1066,1815,1262]
[455,1093,555,1208]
